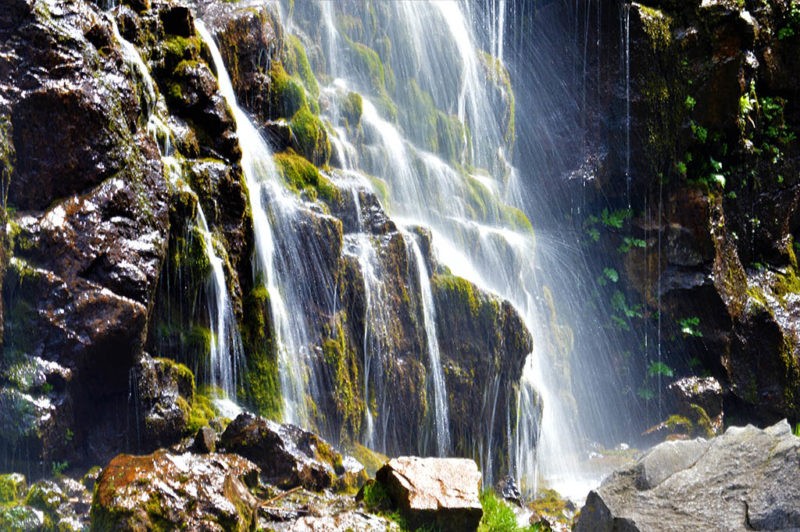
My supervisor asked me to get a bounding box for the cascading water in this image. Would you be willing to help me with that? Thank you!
[197,21,344,428]
[113,19,243,410]
[284,0,594,494]
[407,233,450,457]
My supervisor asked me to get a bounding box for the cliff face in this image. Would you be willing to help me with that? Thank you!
[0,0,531,481]
[567,0,800,432]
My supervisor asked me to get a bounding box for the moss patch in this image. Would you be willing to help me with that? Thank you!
[285,35,320,100]
[290,105,331,166]
[239,284,282,420]
[269,63,307,119]
[274,150,339,203]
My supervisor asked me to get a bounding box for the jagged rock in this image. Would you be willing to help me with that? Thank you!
[667,377,723,432]
[220,413,344,491]
[575,420,800,530]
[134,355,194,449]
[90,449,259,531]
[376,457,483,532]
[192,426,217,454]
[496,475,522,506]
[0,0,169,470]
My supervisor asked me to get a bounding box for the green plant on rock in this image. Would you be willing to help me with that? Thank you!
[269,63,308,119]
[274,150,339,203]
[290,105,331,166]
[678,316,702,338]
[239,284,282,420]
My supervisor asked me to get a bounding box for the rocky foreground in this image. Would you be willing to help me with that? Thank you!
[575,420,800,531]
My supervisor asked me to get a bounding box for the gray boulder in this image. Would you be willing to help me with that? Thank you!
[575,420,800,531]
[376,457,483,532]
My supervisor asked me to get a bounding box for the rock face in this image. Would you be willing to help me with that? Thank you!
[90,450,259,531]
[376,457,483,532]
[0,0,169,470]
[220,413,356,491]
[575,420,800,531]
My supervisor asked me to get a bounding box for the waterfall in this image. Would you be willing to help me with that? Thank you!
[283,0,589,493]
[113,20,243,410]
[407,232,450,457]
[622,2,632,207]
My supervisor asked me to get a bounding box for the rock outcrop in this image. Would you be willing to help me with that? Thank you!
[375,457,483,532]
[220,412,365,491]
[90,450,260,531]
[0,0,169,470]
[575,420,800,531]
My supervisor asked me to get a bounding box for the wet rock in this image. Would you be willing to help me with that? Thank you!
[496,475,522,506]
[376,457,483,532]
[0,0,169,470]
[575,420,800,530]
[134,355,194,449]
[433,273,532,479]
[197,0,283,123]
[667,376,723,432]
[193,426,217,454]
[91,450,259,531]
[220,413,344,491]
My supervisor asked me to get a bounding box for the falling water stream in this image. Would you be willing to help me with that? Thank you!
[114,18,245,413]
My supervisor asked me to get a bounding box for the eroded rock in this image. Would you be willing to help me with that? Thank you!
[90,450,259,531]
[575,420,800,530]
[376,456,483,532]
[220,413,348,491]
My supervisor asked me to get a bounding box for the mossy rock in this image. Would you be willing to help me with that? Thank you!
[0,505,44,531]
[239,285,282,420]
[274,150,339,203]
[285,34,320,100]
[269,62,307,120]
[341,91,363,130]
[0,474,26,504]
[290,105,331,166]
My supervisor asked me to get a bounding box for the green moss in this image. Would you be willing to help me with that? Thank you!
[478,51,516,149]
[162,34,203,71]
[341,91,363,129]
[322,314,364,443]
[0,474,25,504]
[240,285,282,420]
[285,35,320,100]
[502,206,534,234]
[274,150,339,203]
[433,274,479,316]
[187,385,221,434]
[342,38,397,121]
[269,63,307,119]
[348,443,387,477]
[290,105,331,166]
[638,6,672,51]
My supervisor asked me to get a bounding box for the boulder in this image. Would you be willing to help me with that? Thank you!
[375,457,483,532]
[90,450,259,531]
[575,420,800,530]
[220,413,345,491]
[666,376,723,433]
[133,355,195,449]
